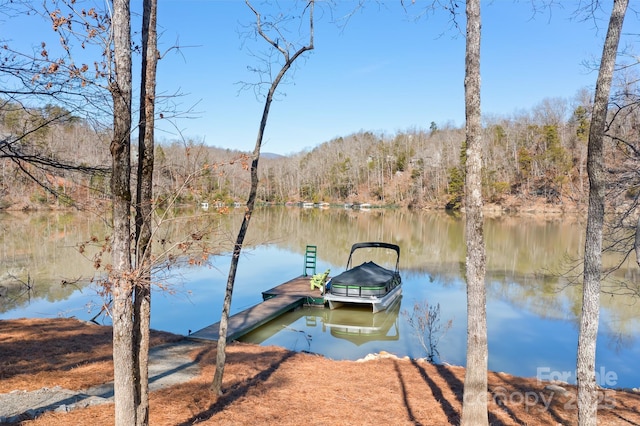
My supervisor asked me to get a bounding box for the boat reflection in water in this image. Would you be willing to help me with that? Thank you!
[320,296,401,346]
[239,297,402,351]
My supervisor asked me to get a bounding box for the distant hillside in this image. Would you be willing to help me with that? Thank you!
[1,93,638,216]
[261,152,284,159]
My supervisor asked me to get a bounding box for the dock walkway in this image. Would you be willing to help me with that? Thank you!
[188,275,325,342]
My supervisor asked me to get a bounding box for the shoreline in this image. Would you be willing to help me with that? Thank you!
[2,318,640,425]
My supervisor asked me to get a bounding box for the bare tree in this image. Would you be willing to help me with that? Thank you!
[211,0,315,395]
[577,1,628,425]
[132,0,158,424]
[109,0,136,422]
[1,3,205,423]
[460,0,488,424]
[0,2,110,201]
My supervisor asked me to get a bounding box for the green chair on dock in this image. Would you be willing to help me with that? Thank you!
[310,269,330,294]
[303,245,317,276]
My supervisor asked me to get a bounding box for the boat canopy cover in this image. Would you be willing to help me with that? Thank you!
[331,261,398,289]
[344,242,400,271]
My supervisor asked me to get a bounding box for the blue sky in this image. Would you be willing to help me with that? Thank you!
[3,1,637,155]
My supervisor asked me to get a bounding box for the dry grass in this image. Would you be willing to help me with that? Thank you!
[3,318,640,425]
[0,318,181,393]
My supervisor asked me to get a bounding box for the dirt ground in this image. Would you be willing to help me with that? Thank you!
[2,318,640,425]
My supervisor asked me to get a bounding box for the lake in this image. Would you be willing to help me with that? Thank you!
[0,207,638,389]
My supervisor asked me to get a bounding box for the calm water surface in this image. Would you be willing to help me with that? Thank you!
[1,208,638,388]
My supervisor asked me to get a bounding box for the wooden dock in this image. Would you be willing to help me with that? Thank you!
[188,275,325,342]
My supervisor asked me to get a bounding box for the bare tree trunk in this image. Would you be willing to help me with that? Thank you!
[635,214,640,266]
[133,0,158,424]
[577,1,627,425]
[211,0,314,395]
[110,0,135,424]
[460,0,488,424]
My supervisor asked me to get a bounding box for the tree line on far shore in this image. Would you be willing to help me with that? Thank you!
[1,87,636,213]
